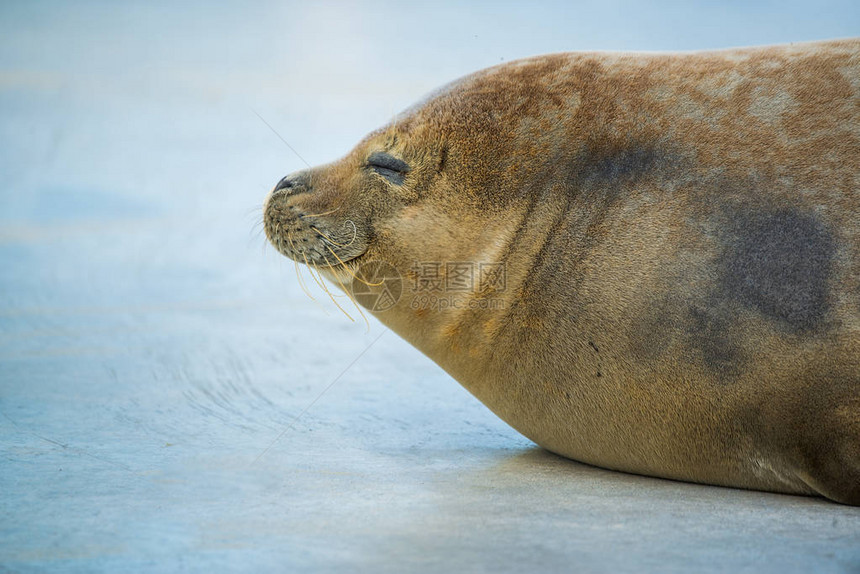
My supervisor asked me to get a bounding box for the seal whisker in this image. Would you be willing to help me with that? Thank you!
[322,243,383,287]
[291,248,331,315]
[302,207,341,218]
[301,252,328,290]
[253,229,268,256]
[306,263,349,299]
[293,256,317,303]
[343,220,358,247]
[250,222,267,247]
[245,205,265,218]
[306,257,355,322]
[310,226,340,246]
[311,221,358,249]
[285,232,324,307]
[248,219,266,252]
[323,253,371,332]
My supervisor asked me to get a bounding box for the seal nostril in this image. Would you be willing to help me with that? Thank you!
[273,176,295,193]
[273,171,311,194]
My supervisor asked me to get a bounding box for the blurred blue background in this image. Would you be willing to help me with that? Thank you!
[1,2,858,572]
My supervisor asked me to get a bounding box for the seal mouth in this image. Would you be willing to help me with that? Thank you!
[263,189,369,271]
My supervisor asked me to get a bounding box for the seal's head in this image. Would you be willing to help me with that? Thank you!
[263,56,591,308]
[265,105,469,276]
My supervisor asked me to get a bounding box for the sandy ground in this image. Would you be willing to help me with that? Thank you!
[1,1,859,572]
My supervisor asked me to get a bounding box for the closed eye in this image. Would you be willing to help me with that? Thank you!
[366,151,410,185]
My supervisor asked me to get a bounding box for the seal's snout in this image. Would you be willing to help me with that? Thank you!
[263,166,368,266]
[272,175,294,192]
[272,171,310,194]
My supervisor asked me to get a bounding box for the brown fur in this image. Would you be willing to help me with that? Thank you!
[264,39,860,504]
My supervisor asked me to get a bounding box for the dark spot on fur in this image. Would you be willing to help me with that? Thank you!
[576,143,671,186]
[629,299,675,362]
[438,143,449,173]
[587,340,603,378]
[536,144,675,284]
[629,292,745,382]
[686,304,742,379]
[720,209,834,333]
[629,194,835,381]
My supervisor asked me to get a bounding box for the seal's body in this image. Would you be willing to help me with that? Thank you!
[264,40,860,504]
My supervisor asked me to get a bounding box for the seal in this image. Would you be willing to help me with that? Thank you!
[263,39,860,505]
